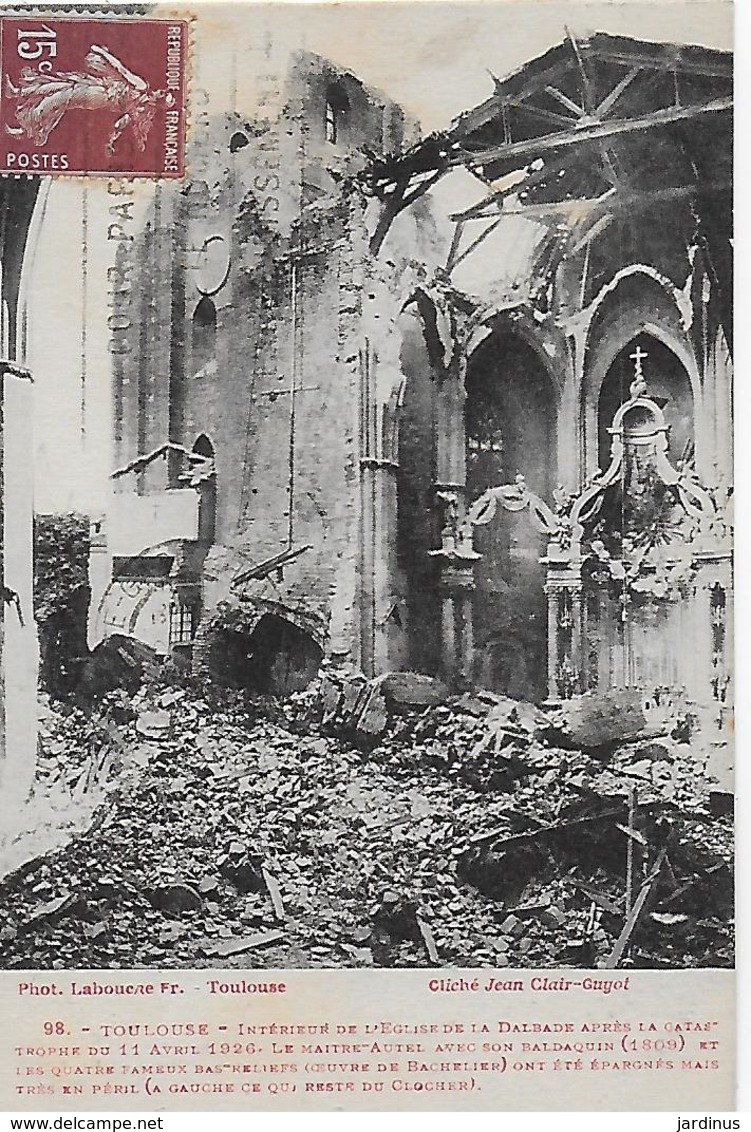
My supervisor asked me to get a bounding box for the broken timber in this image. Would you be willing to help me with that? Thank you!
[603,845,671,969]
[469,805,625,849]
[261,865,286,922]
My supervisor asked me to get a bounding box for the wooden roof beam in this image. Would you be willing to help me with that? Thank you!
[448,215,504,272]
[544,83,585,118]
[504,98,574,127]
[449,152,576,221]
[563,29,624,190]
[566,26,598,113]
[455,95,732,167]
[444,40,729,148]
[369,167,445,255]
[591,48,732,79]
[595,66,642,118]
[460,179,730,222]
[445,58,577,140]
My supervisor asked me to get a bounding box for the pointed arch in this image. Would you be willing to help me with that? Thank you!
[581,272,700,479]
[192,433,216,544]
[464,322,559,700]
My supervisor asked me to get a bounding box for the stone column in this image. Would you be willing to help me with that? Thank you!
[360,453,401,677]
[546,585,559,700]
[572,588,583,694]
[434,369,466,490]
[0,368,38,812]
[437,562,477,688]
[713,330,733,484]
[0,386,4,777]
[440,586,457,685]
[692,573,715,722]
[558,329,583,492]
[429,486,480,692]
[458,588,474,687]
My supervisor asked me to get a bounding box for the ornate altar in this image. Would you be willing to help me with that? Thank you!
[431,351,732,728]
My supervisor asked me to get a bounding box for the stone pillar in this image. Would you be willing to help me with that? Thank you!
[0,367,38,813]
[357,336,378,678]
[692,573,715,723]
[713,329,733,484]
[723,569,734,705]
[440,586,457,685]
[458,588,474,687]
[434,374,466,490]
[437,563,477,688]
[87,513,110,650]
[358,455,376,678]
[370,457,401,675]
[0,388,4,772]
[543,560,584,701]
[572,589,583,694]
[693,377,713,487]
[558,330,582,492]
[430,487,480,688]
[546,585,559,700]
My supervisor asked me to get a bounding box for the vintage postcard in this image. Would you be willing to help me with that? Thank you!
[0,0,735,1112]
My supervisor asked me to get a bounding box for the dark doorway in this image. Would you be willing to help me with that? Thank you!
[210,613,323,697]
[465,329,557,701]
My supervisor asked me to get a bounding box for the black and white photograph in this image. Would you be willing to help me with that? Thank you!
[0,0,733,978]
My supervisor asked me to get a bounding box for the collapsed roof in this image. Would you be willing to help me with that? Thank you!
[366,33,732,344]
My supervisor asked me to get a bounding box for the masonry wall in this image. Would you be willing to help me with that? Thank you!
[0,180,41,807]
[0,372,38,808]
[109,53,424,672]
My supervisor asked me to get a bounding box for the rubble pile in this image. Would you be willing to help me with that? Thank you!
[0,676,733,971]
[0,701,123,884]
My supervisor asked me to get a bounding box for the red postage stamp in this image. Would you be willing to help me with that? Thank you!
[0,17,187,177]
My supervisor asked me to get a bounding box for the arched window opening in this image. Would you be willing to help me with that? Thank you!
[191,296,216,376]
[192,434,216,544]
[324,83,349,144]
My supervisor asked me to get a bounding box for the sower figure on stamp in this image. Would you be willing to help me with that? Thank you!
[5,43,165,153]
